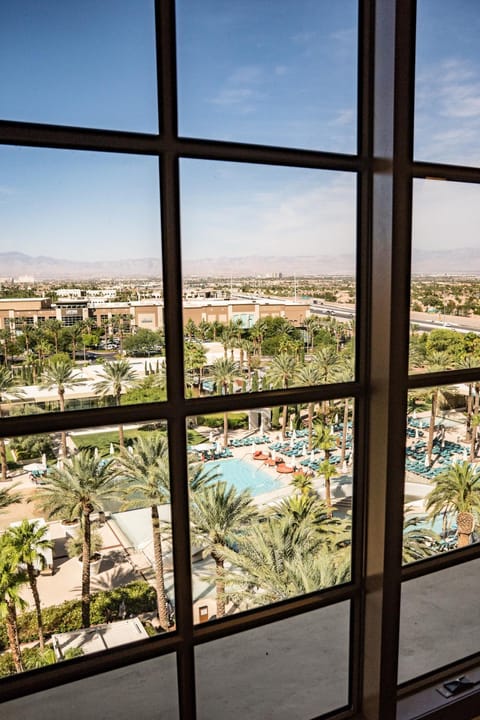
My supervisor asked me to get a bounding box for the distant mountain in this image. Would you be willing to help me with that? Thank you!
[411,248,480,275]
[0,248,479,280]
[0,252,164,280]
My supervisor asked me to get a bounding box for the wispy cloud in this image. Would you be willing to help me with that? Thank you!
[182,174,356,261]
[330,108,354,127]
[210,65,264,111]
[415,58,480,163]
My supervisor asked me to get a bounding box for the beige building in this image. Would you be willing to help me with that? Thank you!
[0,297,310,334]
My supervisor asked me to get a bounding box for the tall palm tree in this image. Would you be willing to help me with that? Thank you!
[0,367,25,481]
[190,482,257,617]
[424,351,455,466]
[312,422,338,515]
[43,319,63,355]
[35,451,117,627]
[5,520,53,650]
[425,461,480,548]
[0,535,27,672]
[294,363,323,449]
[41,357,83,456]
[265,352,298,439]
[93,360,137,448]
[211,358,241,446]
[115,435,171,631]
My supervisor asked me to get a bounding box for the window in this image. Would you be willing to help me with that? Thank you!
[1,2,480,720]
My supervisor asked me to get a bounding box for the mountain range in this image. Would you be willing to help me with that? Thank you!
[0,249,479,280]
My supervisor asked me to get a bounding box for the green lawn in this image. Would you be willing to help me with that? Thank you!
[72,426,205,455]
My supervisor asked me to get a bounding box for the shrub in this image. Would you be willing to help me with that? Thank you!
[0,581,157,650]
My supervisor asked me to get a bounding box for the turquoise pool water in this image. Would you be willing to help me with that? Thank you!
[208,459,279,497]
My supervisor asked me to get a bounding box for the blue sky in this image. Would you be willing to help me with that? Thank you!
[0,1,479,270]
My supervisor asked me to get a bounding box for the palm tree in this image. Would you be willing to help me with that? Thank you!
[0,484,21,512]
[425,461,480,548]
[294,363,323,449]
[402,511,440,564]
[35,451,117,627]
[0,367,25,481]
[0,535,27,672]
[190,482,257,617]
[265,353,298,439]
[93,360,138,448]
[5,520,53,650]
[43,319,63,355]
[221,519,349,607]
[470,413,480,462]
[114,435,171,631]
[41,357,83,456]
[210,358,241,446]
[312,422,338,514]
[424,351,454,466]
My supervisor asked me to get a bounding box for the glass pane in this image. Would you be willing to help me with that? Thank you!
[0,146,165,415]
[196,602,351,719]
[415,0,480,165]
[188,402,354,623]
[180,160,356,398]
[0,422,174,678]
[403,384,480,564]
[176,1,357,152]
[0,0,157,132]
[410,179,480,374]
[1,653,179,720]
[399,559,480,683]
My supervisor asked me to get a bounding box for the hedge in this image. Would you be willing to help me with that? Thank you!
[0,581,157,650]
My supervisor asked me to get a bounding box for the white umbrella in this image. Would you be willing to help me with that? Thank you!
[301,444,306,456]
[41,453,47,467]
[424,454,430,468]
[56,459,63,470]
[292,429,297,441]
[209,431,214,443]
[310,451,316,463]
[94,447,99,459]
[110,443,115,455]
[128,445,134,455]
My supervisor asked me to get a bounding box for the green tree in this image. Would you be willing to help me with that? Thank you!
[211,358,241,446]
[0,535,27,672]
[222,518,349,607]
[35,451,117,627]
[402,512,440,564]
[115,435,171,631]
[190,483,257,617]
[41,357,83,456]
[265,353,298,439]
[312,422,338,515]
[425,461,480,548]
[93,360,138,448]
[424,352,454,466]
[5,520,53,650]
[0,367,25,481]
[0,484,21,512]
[294,363,323,449]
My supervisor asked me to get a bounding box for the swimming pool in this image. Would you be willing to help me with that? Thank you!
[207,459,279,497]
